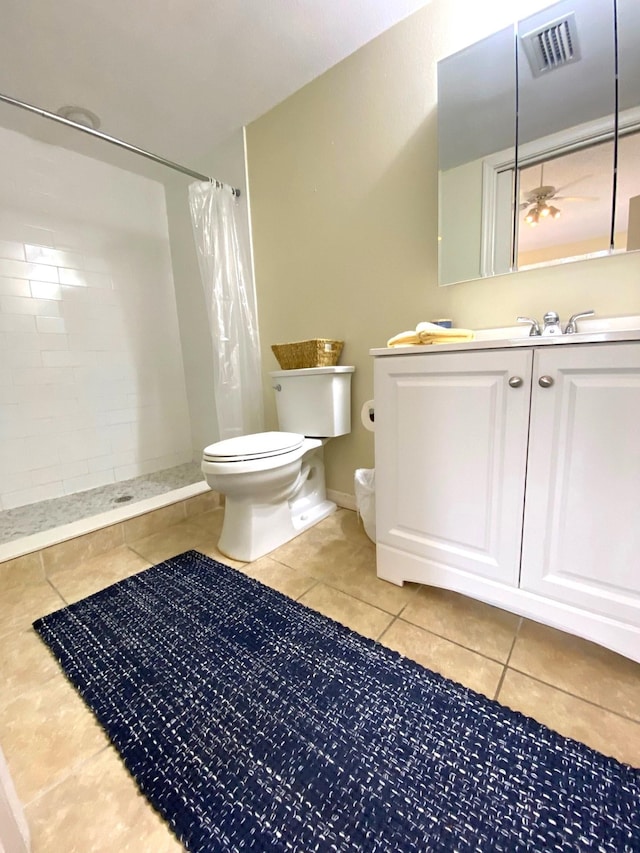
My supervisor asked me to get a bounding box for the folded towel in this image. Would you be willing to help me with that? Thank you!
[387,322,475,348]
[386,330,422,347]
[416,321,475,344]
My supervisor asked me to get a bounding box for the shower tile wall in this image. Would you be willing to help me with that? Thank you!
[0,125,193,512]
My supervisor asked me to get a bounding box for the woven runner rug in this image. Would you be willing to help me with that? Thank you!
[34,550,639,852]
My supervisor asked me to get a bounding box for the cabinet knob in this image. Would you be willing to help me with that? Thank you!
[508,376,523,388]
[538,375,554,388]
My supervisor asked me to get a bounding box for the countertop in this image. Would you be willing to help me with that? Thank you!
[370,320,640,357]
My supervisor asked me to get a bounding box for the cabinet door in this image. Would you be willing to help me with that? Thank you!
[521,343,640,626]
[374,349,532,585]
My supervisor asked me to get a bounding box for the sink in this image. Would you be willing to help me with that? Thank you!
[474,326,529,341]
[475,314,640,344]
[570,314,640,333]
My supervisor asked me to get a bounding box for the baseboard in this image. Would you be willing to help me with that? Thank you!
[327,489,357,511]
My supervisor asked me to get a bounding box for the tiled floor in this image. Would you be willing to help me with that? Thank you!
[1,503,639,851]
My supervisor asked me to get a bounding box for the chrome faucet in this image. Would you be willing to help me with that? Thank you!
[517,310,596,337]
[517,316,541,336]
[541,311,562,336]
[564,309,595,334]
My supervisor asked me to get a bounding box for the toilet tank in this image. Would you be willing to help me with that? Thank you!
[270,366,355,437]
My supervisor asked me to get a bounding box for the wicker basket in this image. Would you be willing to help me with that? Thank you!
[271,338,344,370]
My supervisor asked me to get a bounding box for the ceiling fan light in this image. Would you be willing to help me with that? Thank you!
[539,203,551,217]
[549,205,561,219]
[525,207,539,226]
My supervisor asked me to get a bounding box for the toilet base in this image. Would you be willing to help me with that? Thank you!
[217,496,336,563]
[205,442,337,563]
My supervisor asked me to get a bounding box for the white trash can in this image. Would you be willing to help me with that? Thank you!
[354,468,376,543]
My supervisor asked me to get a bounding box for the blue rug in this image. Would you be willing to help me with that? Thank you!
[33,550,639,852]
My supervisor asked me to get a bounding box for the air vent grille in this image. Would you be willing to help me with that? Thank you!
[521,12,581,77]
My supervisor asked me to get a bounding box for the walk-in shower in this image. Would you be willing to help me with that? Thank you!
[0,92,239,560]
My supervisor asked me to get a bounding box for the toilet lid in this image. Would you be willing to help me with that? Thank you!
[202,431,305,462]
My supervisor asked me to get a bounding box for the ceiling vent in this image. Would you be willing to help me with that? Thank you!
[521,12,581,78]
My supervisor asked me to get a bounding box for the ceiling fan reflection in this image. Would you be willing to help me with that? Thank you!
[520,167,599,226]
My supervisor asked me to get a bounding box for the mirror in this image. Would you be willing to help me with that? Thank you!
[437,0,638,286]
[615,0,640,252]
[515,0,616,270]
[437,25,516,285]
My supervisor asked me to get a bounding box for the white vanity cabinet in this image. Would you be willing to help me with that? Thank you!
[373,340,640,662]
[374,348,532,586]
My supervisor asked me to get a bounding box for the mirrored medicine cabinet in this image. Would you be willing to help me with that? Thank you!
[437,0,640,286]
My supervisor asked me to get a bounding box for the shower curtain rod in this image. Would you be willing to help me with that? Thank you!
[0,91,241,196]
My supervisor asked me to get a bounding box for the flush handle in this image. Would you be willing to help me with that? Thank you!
[508,376,523,388]
[538,375,554,388]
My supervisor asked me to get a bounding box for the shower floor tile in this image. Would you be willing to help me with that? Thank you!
[0,463,204,545]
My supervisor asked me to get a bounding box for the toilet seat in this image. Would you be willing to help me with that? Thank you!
[203,431,304,463]
[202,436,321,477]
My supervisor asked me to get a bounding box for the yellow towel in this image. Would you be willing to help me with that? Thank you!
[387,322,475,347]
[386,330,422,347]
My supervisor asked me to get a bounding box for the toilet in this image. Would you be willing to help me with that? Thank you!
[201,365,355,562]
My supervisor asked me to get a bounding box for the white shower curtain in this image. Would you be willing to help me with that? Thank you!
[188,181,264,440]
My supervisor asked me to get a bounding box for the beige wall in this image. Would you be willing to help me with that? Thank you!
[628,195,640,250]
[246,0,640,496]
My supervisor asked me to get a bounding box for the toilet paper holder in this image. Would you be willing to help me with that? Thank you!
[360,399,375,431]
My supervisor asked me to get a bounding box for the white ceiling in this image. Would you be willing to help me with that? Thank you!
[0,0,431,176]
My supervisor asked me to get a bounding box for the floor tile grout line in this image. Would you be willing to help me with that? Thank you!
[295,578,320,600]
[246,551,400,636]
[299,577,397,620]
[491,618,640,725]
[376,613,400,643]
[268,554,419,619]
[22,743,114,811]
[394,613,514,668]
[505,665,640,725]
[319,577,409,619]
[493,618,522,701]
[245,556,408,641]
[0,668,60,714]
[45,575,70,607]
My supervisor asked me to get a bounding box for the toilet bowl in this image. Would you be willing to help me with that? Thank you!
[201,365,355,562]
[202,431,335,562]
